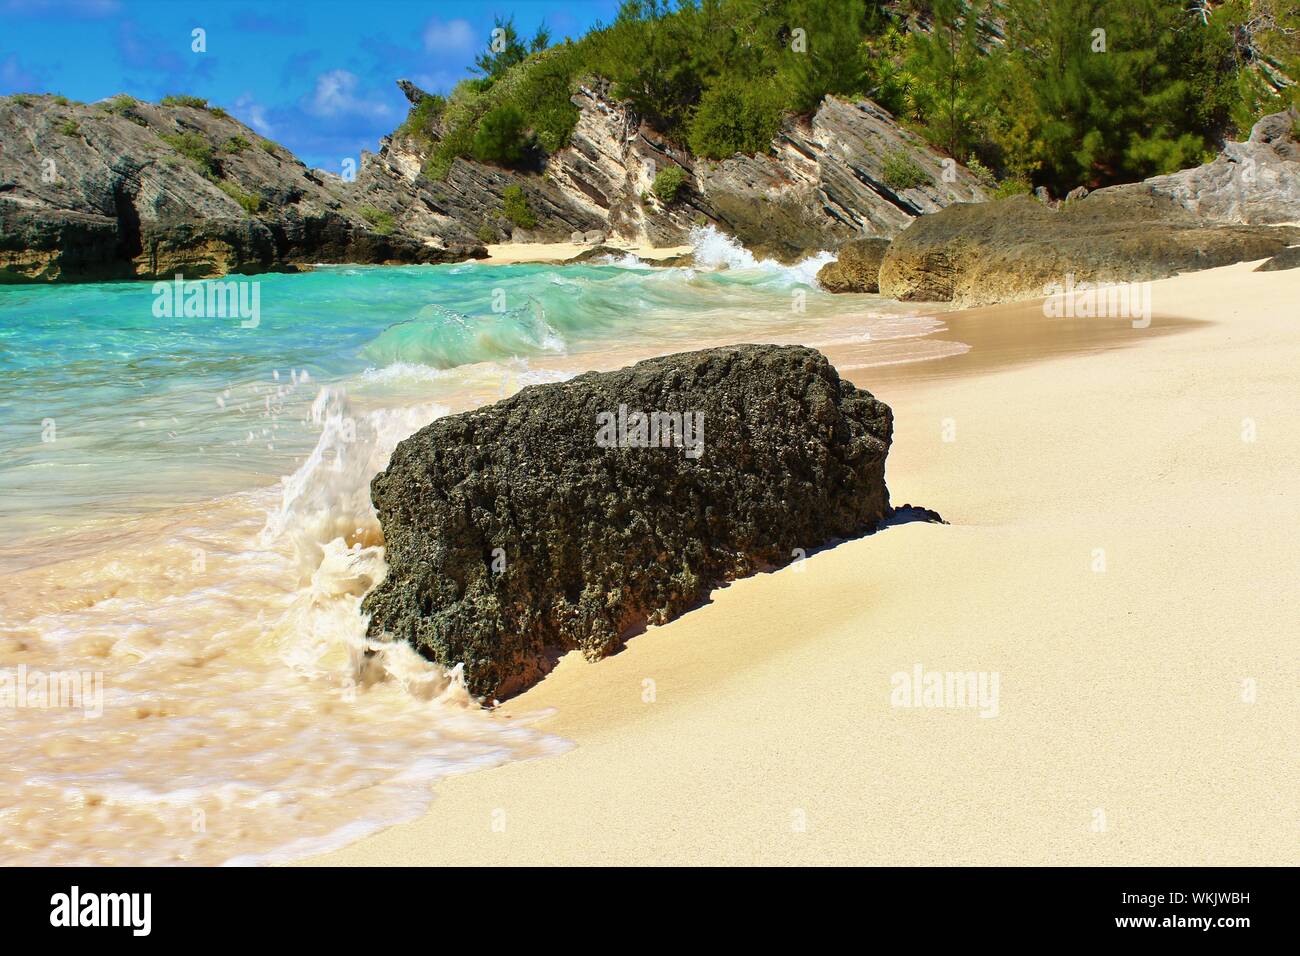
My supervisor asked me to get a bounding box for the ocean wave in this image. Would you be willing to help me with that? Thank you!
[360,300,567,369]
[687,224,835,285]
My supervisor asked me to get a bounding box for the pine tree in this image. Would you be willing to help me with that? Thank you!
[903,0,989,161]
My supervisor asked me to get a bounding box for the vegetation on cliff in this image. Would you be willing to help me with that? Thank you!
[410,0,1298,195]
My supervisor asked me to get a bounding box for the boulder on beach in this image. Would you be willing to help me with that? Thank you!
[878,192,1297,307]
[363,345,893,699]
[878,108,1300,307]
[1123,106,1300,225]
[817,237,891,293]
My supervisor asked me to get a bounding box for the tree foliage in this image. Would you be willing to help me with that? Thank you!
[420,0,1300,192]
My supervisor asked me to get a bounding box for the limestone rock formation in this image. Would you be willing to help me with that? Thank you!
[382,85,988,258]
[0,93,484,282]
[1116,107,1300,225]
[1255,245,1300,271]
[816,237,891,293]
[879,189,1296,307]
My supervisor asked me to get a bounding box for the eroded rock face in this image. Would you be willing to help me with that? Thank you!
[817,237,891,293]
[1113,106,1300,225]
[1255,245,1300,271]
[875,107,1300,306]
[0,93,485,282]
[383,85,987,257]
[363,345,893,699]
[879,192,1298,307]
[696,98,990,260]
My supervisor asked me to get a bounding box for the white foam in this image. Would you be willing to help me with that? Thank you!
[687,224,834,285]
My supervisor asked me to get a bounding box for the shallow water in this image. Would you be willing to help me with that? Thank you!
[0,228,964,865]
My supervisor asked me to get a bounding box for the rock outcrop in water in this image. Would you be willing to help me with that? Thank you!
[363,345,893,699]
[876,110,1300,307]
[0,93,485,282]
[816,237,891,293]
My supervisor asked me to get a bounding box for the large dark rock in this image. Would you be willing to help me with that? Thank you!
[364,345,893,699]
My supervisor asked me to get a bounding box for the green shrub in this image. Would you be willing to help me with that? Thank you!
[53,95,70,106]
[397,94,446,143]
[258,138,278,155]
[477,223,498,244]
[58,119,80,136]
[686,78,782,160]
[102,94,135,115]
[965,157,996,187]
[208,106,228,119]
[501,185,537,228]
[12,94,33,107]
[160,132,218,178]
[358,206,395,235]
[420,43,587,179]
[161,94,209,109]
[993,178,1033,200]
[651,165,687,204]
[508,44,582,153]
[881,150,929,191]
[472,104,530,165]
[223,136,251,153]
[217,179,263,213]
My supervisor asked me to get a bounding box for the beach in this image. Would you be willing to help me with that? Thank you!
[483,241,693,264]
[303,259,1299,866]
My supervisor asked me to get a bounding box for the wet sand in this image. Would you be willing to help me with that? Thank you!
[303,260,1298,866]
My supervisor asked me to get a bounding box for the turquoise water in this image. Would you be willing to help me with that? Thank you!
[0,252,933,542]
[0,244,960,865]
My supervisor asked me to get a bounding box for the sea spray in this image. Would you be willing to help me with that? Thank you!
[0,381,569,866]
[686,224,836,284]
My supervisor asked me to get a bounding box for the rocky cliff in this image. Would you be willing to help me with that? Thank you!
[375,81,990,260]
[0,93,485,283]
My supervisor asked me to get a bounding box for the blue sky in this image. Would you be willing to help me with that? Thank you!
[0,0,622,169]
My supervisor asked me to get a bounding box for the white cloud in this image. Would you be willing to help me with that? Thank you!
[233,93,274,136]
[422,17,476,53]
[303,69,393,119]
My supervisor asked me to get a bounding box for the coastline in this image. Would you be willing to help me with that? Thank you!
[301,259,1299,866]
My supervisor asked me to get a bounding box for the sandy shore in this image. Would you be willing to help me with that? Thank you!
[304,259,1298,866]
[482,240,692,264]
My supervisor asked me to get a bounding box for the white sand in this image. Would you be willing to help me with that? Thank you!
[304,260,1298,866]
[483,241,692,264]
